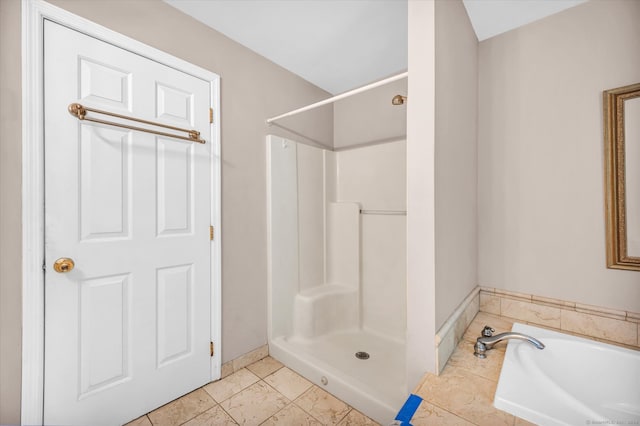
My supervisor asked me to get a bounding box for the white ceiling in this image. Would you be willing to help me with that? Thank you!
[463,0,587,41]
[164,0,407,94]
[164,0,587,95]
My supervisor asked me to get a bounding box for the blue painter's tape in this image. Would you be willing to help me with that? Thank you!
[394,393,423,425]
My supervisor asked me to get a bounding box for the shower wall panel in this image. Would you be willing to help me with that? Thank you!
[296,143,326,291]
[336,140,407,341]
[269,136,407,343]
[361,214,406,340]
[268,135,407,421]
[326,202,360,288]
[337,141,406,211]
[267,136,299,339]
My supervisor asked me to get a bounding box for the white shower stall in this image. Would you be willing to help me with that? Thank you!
[267,134,407,422]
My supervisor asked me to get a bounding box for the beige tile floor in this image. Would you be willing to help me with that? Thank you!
[411,312,534,426]
[127,311,554,426]
[125,356,380,426]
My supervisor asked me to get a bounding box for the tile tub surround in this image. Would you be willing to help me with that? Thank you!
[435,286,640,378]
[412,312,535,426]
[414,310,640,425]
[479,287,640,348]
[435,286,481,373]
[126,356,380,425]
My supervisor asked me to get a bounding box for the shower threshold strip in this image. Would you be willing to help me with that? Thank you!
[360,209,406,216]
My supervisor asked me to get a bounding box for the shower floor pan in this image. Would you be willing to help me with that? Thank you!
[269,329,407,424]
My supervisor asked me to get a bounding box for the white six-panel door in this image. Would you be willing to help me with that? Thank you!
[43,20,214,425]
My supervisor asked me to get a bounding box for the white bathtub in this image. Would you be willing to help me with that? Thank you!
[495,323,640,425]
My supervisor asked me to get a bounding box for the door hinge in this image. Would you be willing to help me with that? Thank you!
[210,341,214,357]
[210,225,214,241]
[209,108,213,124]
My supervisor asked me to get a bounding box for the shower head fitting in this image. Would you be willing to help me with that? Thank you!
[392,95,407,106]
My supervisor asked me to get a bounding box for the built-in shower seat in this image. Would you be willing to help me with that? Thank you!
[292,284,359,340]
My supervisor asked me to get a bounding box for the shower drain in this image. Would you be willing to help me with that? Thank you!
[355,351,370,360]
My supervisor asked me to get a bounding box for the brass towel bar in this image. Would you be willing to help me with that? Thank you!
[67,103,206,144]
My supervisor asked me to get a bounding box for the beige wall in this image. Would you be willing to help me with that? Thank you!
[333,79,407,149]
[434,0,479,329]
[0,0,23,423]
[406,0,437,382]
[0,0,332,422]
[478,0,640,312]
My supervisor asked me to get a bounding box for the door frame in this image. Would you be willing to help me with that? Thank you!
[21,1,222,424]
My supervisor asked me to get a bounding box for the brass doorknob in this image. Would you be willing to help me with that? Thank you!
[53,258,75,273]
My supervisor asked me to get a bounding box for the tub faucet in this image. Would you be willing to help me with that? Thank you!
[474,326,545,358]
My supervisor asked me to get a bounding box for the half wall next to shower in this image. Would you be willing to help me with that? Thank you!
[267,134,407,422]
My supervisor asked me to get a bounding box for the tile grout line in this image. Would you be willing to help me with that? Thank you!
[217,378,280,425]
[423,397,483,426]
[482,306,640,349]
[215,397,240,425]
[247,358,285,379]
[259,377,294,404]
[432,313,512,426]
[293,385,349,425]
[252,378,331,426]
[241,355,361,425]
[291,401,328,425]
[421,369,511,426]
[290,386,319,422]
[145,388,217,426]
[206,358,289,425]
[482,289,640,331]
[177,390,219,426]
[209,367,262,404]
[217,403,239,425]
[451,312,538,425]
[256,398,290,426]
[208,387,240,426]
[146,354,373,426]
[334,408,353,425]
[198,368,264,425]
